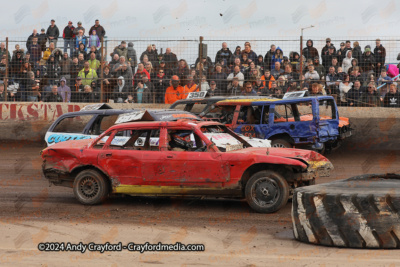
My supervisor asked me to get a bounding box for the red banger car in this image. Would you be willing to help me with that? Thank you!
[41,120,333,213]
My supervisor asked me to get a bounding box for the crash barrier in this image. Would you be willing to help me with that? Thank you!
[0,102,399,149]
[2,76,398,107]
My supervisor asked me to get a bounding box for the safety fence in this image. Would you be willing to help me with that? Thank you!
[0,36,400,107]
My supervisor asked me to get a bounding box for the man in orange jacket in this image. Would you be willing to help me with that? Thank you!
[165,75,185,104]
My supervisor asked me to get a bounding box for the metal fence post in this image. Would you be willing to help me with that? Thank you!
[199,36,203,83]
[100,37,104,103]
[4,37,8,102]
[299,35,303,76]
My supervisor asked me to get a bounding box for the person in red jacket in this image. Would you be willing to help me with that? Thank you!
[63,21,76,56]
[133,63,150,87]
[165,75,184,104]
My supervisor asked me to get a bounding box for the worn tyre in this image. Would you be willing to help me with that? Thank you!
[73,169,109,205]
[271,139,292,148]
[292,173,400,248]
[245,170,289,213]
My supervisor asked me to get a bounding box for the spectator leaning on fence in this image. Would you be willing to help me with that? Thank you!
[46,19,60,47]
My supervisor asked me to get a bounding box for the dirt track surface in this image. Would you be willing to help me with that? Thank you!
[1,142,400,266]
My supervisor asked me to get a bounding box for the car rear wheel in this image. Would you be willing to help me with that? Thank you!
[271,139,292,148]
[245,170,289,213]
[73,169,109,205]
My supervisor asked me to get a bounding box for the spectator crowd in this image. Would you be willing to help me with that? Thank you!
[0,21,399,108]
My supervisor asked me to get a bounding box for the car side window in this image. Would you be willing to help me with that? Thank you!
[261,105,270,124]
[89,115,120,135]
[52,115,94,133]
[319,99,336,120]
[114,129,160,151]
[273,104,294,123]
[238,106,262,124]
[167,130,206,152]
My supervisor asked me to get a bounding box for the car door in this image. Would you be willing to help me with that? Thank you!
[317,99,339,140]
[234,105,264,139]
[96,130,144,186]
[145,128,230,185]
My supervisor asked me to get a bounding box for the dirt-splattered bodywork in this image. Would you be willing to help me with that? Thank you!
[42,121,333,197]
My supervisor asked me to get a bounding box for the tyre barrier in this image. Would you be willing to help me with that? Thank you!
[292,173,400,248]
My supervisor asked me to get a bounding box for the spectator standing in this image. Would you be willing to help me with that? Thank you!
[173,59,190,86]
[352,41,362,65]
[215,42,233,66]
[0,43,11,61]
[75,30,87,52]
[264,44,276,70]
[88,30,100,49]
[37,29,48,52]
[140,45,158,65]
[343,41,352,56]
[164,75,184,104]
[361,48,375,79]
[163,48,178,70]
[271,47,283,69]
[322,45,336,70]
[73,21,85,36]
[241,42,257,63]
[336,42,346,66]
[302,39,319,60]
[57,77,71,102]
[114,41,128,59]
[46,19,60,47]
[321,38,335,59]
[59,52,72,83]
[127,42,137,72]
[342,50,354,73]
[26,29,40,51]
[28,37,41,64]
[154,68,168,103]
[45,55,60,85]
[63,21,75,55]
[101,66,115,102]
[89,20,106,40]
[374,39,386,76]
[383,83,400,107]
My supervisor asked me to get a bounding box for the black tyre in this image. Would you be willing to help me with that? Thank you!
[292,173,400,248]
[73,169,109,205]
[245,170,289,213]
[271,139,292,148]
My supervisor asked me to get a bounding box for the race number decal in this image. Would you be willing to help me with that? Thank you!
[187,91,207,99]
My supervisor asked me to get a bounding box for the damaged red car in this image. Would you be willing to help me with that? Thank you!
[41,120,333,213]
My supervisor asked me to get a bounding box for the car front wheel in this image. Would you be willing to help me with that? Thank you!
[245,170,289,213]
[271,139,292,148]
[73,169,109,205]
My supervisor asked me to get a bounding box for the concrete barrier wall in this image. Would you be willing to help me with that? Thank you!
[0,102,399,150]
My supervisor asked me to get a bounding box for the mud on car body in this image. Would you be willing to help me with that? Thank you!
[214,96,352,152]
[42,120,333,213]
[45,105,201,146]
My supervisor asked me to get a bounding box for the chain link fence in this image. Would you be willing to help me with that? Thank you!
[0,36,399,107]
